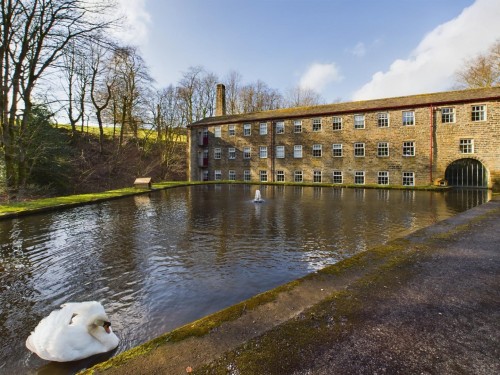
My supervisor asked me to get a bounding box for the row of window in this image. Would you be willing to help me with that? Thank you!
[210,170,416,186]
[212,105,487,137]
[211,139,475,160]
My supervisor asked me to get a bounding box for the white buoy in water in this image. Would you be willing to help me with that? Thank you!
[254,190,263,203]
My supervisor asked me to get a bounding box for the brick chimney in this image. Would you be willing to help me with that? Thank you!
[216,84,226,116]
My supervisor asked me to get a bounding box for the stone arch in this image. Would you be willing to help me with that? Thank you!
[445,158,488,188]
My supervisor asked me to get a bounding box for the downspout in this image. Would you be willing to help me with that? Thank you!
[271,121,275,182]
[429,105,434,185]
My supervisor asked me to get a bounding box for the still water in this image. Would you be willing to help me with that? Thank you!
[0,185,490,374]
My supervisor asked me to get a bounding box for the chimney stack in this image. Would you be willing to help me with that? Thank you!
[216,84,226,116]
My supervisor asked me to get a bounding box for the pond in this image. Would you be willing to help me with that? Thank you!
[0,185,490,374]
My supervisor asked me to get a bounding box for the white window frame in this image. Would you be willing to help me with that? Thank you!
[459,139,474,154]
[441,108,455,123]
[228,170,236,181]
[312,118,322,132]
[354,114,365,129]
[259,170,268,182]
[276,145,285,159]
[214,126,222,138]
[243,123,251,136]
[471,105,486,121]
[333,171,343,184]
[294,120,302,133]
[402,111,415,126]
[214,147,221,159]
[402,172,415,186]
[228,124,235,136]
[378,112,389,127]
[259,146,268,159]
[403,141,415,157]
[312,144,322,157]
[228,147,236,160]
[332,143,343,157]
[354,142,365,157]
[214,170,222,181]
[243,147,251,159]
[313,170,322,183]
[377,142,389,157]
[354,171,365,185]
[332,116,342,130]
[294,145,303,158]
[259,122,267,135]
[378,171,389,185]
[276,170,285,182]
[276,121,285,134]
[294,170,303,183]
[243,170,251,181]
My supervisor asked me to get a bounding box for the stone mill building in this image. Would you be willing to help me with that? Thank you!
[187,85,500,190]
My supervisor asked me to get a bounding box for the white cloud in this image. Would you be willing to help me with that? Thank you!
[113,0,152,45]
[351,42,366,57]
[299,63,343,93]
[353,0,500,100]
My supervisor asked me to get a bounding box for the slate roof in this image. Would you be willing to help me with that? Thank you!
[188,87,500,127]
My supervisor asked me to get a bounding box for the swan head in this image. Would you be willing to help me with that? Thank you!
[90,316,113,334]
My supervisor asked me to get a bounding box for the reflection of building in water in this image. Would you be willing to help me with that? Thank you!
[188,85,499,190]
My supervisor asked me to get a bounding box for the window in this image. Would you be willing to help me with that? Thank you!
[378,113,389,127]
[402,172,415,186]
[214,126,221,138]
[441,108,455,123]
[276,121,285,134]
[312,118,322,131]
[243,123,251,136]
[259,146,268,158]
[471,105,486,121]
[355,171,365,184]
[228,124,235,136]
[377,142,389,157]
[259,122,267,135]
[403,141,415,156]
[294,120,302,133]
[244,170,251,181]
[294,145,303,158]
[214,170,222,180]
[294,170,303,182]
[260,170,268,182]
[313,170,322,183]
[354,142,365,157]
[228,170,236,181]
[378,171,389,185]
[202,170,209,181]
[354,114,365,129]
[459,139,474,154]
[312,144,322,157]
[333,171,343,184]
[332,143,343,157]
[402,111,415,126]
[228,147,236,159]
[276,145,285,159]
[214,147,221,159]
[243,147,251,159]
[276,170,285,182]
[332,116,342,130]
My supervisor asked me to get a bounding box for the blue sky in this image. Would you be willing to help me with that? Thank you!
[115,0,500,103]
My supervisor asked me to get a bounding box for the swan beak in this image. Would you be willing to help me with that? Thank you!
[103,321,111,334]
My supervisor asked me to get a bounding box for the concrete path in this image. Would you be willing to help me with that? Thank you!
[86,196,500,375]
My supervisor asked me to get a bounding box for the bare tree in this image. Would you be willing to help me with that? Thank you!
[0,0,117,194]
[223,70,242,115]
[284,86,324,108]
[239,80,283,113]
[455,40,500,89]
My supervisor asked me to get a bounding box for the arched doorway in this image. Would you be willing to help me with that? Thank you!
[445,158,487,188]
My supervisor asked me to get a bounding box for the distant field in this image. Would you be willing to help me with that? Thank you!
[56,124,187,142]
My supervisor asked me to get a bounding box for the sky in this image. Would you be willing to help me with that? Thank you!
[113,0,500,103]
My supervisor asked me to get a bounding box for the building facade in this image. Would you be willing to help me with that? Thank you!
[188,86,500,190]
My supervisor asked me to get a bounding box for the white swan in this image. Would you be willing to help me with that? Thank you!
[26,301,119,362]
